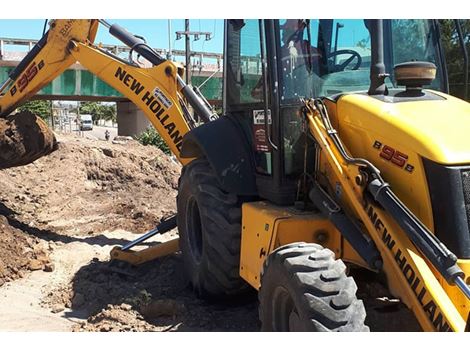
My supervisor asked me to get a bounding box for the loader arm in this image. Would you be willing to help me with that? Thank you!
[0,19,216,164]
[303,99,470,332]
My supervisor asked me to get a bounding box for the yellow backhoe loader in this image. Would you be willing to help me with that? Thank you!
[1,19,469,332]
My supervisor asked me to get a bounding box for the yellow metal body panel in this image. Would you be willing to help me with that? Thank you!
[336,93,470,230]
[110,238,179,266]
[239,201,367,290]
[70,43,191,163]
[0,19,98,116]
[303,99,470,331]
[338,92,470,165]
[240,202,288,289]
[333,93,470,327]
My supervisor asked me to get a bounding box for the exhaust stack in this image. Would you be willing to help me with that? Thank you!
[368,20,388,96]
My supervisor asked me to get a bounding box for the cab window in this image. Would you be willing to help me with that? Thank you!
[225,20,263,107]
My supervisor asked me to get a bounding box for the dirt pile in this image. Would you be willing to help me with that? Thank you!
[0,131,179,289]
[72,304,159,332]
[67,255,259,332]
[0,112,57,169]
[0,215,51,287]
[0,132,180,236]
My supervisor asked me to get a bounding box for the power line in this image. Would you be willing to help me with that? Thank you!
[175,20,214,83]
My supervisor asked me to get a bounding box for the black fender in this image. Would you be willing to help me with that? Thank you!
[180,115,258,196]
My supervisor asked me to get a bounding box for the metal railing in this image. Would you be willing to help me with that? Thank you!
[0,37,224,71]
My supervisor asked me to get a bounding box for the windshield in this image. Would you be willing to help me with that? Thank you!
[277,19,444,101]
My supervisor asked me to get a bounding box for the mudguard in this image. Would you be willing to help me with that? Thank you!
[180,115,257,196]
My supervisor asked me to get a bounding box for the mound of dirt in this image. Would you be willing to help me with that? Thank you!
[66,255,260,332]
[0,131,179,288]
[72,304,159,332]
[0,112,57,169]
[0,132,180,235]
[0,215,51,287]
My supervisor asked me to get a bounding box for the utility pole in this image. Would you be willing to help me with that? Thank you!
[167,20,172,61]
[176,21,213,85]
[50,100,54,131]
[185,19,191,84]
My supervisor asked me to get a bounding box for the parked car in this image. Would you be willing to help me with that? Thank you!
[79,114,93,131]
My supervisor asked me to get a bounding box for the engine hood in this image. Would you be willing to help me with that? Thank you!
[337,91,470,165]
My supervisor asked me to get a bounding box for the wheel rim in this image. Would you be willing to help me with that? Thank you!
[271,286,301,331]
[186,196,203,264]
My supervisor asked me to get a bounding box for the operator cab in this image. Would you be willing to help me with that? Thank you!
[223,19,448,205]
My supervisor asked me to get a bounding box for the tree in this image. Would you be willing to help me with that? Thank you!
[388,20,470,100]
[390,20,454,68]
[78,102,101,124]
[78,101,116,124]
[101,104,117,123]
[18,100,52,121]
[439,20,470,100]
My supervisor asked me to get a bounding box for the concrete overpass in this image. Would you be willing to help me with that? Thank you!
[0,37,223,136]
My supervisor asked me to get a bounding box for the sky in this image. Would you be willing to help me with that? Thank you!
[0,19,370,57]
[0,19,225,54]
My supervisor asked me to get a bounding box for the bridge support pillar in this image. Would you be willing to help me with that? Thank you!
[116,101,150,137]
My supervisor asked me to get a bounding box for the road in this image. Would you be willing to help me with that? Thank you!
[81,125,118,141]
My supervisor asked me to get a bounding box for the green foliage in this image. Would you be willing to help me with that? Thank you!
[18,100,52,121]
[391,20,426,64]
[439,20,470,100]
[78,102,116,123]
[136,126,171,155]
[389,20,470,99]
[101,104,117,122]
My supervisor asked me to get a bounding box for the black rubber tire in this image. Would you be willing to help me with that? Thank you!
[259,242,369,331]
[177,158,249,298]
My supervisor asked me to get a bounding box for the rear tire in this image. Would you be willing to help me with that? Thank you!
[177,158,249,298]
[259,242,369,331]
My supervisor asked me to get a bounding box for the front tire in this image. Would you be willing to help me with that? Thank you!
[177,159,249,298]
[259,242,369,331]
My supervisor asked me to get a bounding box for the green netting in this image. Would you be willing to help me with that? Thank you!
[0,66,222,101]
[191,75,223,100]
[0,67,13,84]
[39,69,77,95]
[79,70,122,97]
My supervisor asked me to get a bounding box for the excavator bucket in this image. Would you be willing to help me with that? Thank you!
[0,111,57,169]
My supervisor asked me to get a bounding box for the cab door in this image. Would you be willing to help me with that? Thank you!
[224,19,297,204]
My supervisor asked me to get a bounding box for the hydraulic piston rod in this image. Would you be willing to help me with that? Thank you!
[121,215,177,251]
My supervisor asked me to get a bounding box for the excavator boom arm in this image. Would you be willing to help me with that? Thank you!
[0,20,99,116]
[69,41,192,161]
[0,19,215,164]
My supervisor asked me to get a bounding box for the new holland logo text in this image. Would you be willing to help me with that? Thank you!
[115,67,183,151]
[363,198,452,332]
